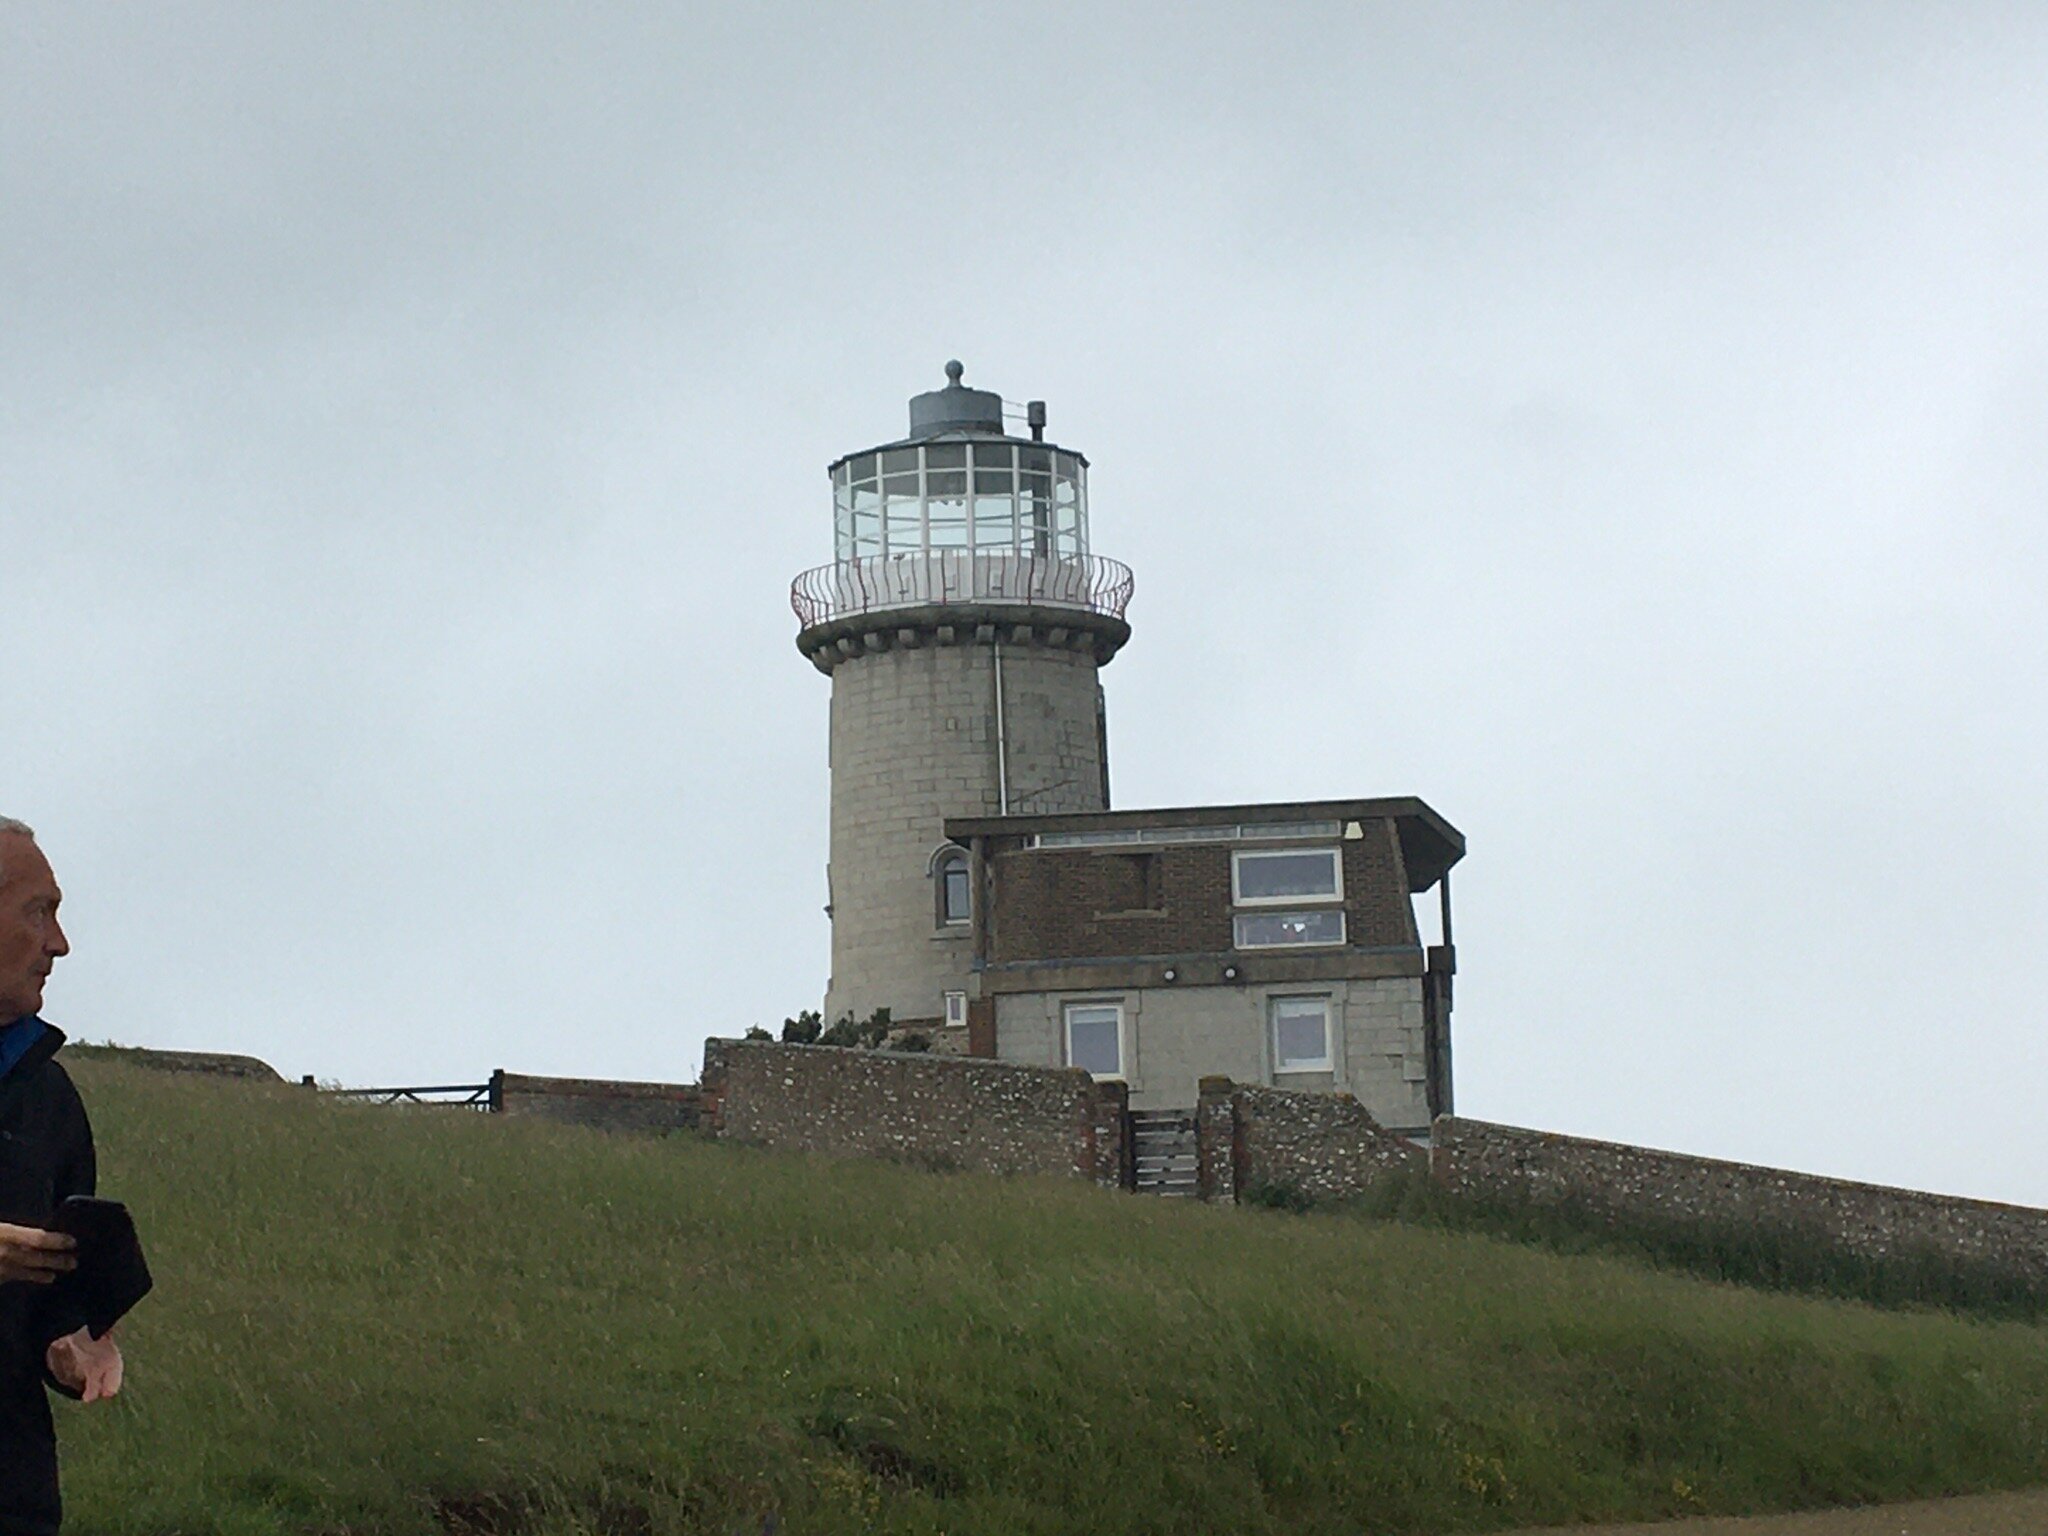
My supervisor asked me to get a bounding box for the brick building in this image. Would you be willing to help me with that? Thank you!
[790,366,1463,1149]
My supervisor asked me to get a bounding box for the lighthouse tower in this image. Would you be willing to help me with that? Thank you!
[793,363,1134,1032]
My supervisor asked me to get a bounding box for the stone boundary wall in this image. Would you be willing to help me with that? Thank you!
[495,1071,704,1135]
[700,1038,1129,1187]
[77,1045,284,1081]
[1432,1117,2048,1281]
[1195,1077,1425,1204]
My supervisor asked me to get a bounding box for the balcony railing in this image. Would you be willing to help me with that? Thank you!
[791,552,1133,630]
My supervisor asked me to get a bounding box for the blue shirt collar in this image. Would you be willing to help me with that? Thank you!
[0,1015,49,1081]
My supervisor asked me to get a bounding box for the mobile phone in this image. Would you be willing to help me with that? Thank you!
[51,1196,134,1253]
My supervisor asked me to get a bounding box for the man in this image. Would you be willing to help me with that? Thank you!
[0,819,121,1536]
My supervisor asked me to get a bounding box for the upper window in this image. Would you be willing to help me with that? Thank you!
[1234,910,1346,949]
[1064,1001,1124,1078]
[1232,848,1342,905]
[1271,995,1333,1073]
[934,847,971,926]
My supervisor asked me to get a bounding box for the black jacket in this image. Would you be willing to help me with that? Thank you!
[0,1025,95,1536]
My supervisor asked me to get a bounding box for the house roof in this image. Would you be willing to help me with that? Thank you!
[944,796,1465,892]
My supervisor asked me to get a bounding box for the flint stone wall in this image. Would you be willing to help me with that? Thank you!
[1432,1117,2048,1280]
[495,1071,704,1134]
[1195,1078,1424,1203]
[700,1038,1128,1187]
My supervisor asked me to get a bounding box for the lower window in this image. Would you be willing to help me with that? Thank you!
[1063,1001,1123,1078]
[1270,995,1332,1073]
[1233,910,1345,948]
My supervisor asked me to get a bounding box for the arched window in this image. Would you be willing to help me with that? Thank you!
[932,846,971,927]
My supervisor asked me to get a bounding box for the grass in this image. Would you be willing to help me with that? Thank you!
[51,1054,2048,1535]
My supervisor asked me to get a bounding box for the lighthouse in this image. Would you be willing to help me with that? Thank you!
[792,363,1134,1035]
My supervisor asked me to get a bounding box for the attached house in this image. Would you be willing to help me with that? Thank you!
[942,796,1462,1135]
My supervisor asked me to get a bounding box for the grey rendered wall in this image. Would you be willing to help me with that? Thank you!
[826,641,1104,1026]
[995,976,1430,1125]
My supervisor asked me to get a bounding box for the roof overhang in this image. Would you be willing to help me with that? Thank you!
[944,796,1465,892]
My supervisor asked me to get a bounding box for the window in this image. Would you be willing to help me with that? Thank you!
[944,991,967,1028]
[934,847,971,926]
[1270,996,1332,1072]
[1064,1001,1123,1078]
[1232,848,1342,905]
[1234,910,1346,948]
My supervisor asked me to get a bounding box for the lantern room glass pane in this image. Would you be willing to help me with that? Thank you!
[928,476,968,547]
[925,444,966,469]
[847,454,875,482]
[973,442,1012,471]
[973,505,1015,549]
[881,448,918,474]
[886,503,921,555]
[851,510,882,557]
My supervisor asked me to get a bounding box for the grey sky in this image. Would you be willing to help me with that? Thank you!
[6,4,2045,1202]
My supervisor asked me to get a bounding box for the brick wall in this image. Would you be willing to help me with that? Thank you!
[1194,1078,1425,1203]
[700,1038,1128,1186]
[1431,1117,2048,1282]
[495,1072,704,1134]
[990,822,1414,963]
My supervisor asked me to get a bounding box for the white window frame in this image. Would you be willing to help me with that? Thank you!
[1062,999,1126,1080]
[933,846,971,927]
[943,991,968,1028]
[1269,994,1334,1073]
[1231,847,1344,906]
[1233,910,1347,950]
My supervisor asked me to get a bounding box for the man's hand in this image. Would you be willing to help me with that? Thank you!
[0,1222,75,1285]
[47,1327,122,1403]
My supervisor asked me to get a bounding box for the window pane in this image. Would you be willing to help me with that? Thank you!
[1235,849,1340,902]
[881,448,918,474]
[1240,821,1343,840]
[942,862,970,922]
[926,469,966,497]
[886,501,921,555]
[1066,1006,1121,1076]
[973,442,1013,470]
[1234,910,1345,948]
[1272,997,1330,1070]
[852,509,882,557]
[973,499,1016,549]
[847,454,876,482]
[925,444,966,469]
[852,482,881,514]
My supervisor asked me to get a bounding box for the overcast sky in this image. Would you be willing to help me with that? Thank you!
[6,4,2045,1203]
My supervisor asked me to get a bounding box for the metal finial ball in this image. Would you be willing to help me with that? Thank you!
[944,359,964,385]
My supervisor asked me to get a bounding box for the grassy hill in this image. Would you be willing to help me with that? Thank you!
[54,1054,2048,1535]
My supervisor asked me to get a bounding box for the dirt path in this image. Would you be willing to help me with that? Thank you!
[1502,1486,2048,1535]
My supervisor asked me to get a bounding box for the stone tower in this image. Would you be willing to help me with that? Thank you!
[793,363,1134,1031]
